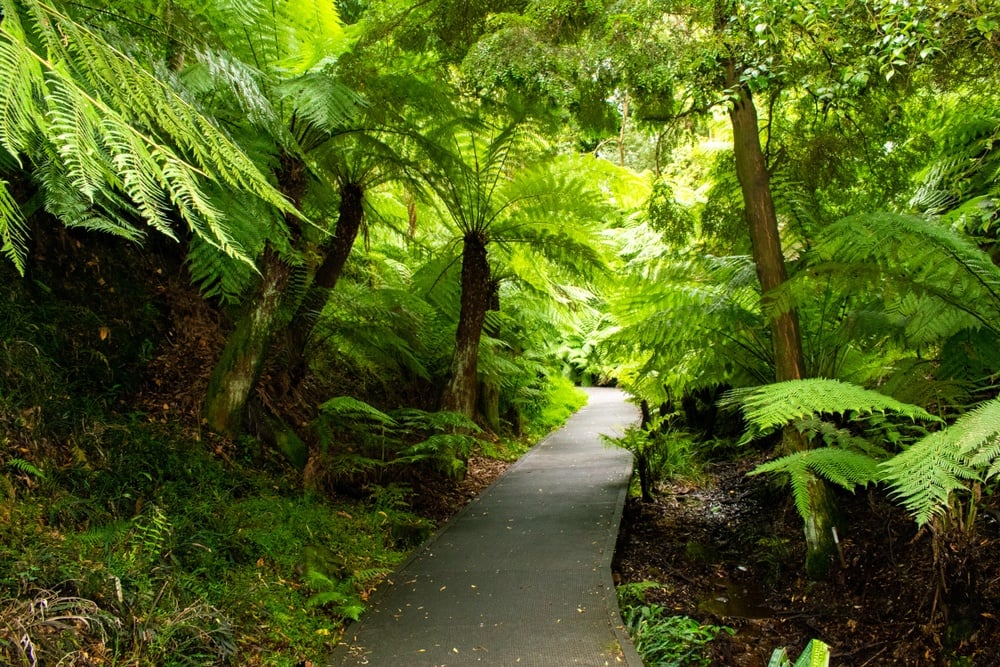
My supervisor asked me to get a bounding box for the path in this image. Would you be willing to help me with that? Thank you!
[328,387,642,666]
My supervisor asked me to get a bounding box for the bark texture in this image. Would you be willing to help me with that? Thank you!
[203,246,293,435]
[202,152,306,436]
[723,54,837,577]
[282,181,365,381]
[440,232,491,418]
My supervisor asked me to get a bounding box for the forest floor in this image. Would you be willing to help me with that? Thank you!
[416,454,1000,667]
[611,457,1000,667]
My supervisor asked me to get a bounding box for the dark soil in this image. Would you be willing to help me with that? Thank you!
[611,457,1000,666]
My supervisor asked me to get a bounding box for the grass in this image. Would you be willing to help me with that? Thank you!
[0,419,419,666]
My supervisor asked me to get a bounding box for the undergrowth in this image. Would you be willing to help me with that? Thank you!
[617,583,732,667]
[0,419,416,666]
[0,232,588,666]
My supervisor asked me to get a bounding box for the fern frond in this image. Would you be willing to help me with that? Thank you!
[813,212,1000,333]
[6,457,44,478]
[728,378,940,441]
[881,397,1000,527]
[751,448,879,521]
[880,428,979,526]
[0,180,29,274]
[317,396,397,427]
[0,0,305,270]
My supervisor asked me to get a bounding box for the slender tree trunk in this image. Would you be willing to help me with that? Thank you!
[724,58,838,578]
[441,231,490,418]
[282,181,365,382]
[203,245,293,435]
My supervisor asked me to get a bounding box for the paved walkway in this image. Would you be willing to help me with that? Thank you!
[328,387,642,666]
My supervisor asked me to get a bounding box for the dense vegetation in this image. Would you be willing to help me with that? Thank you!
[1,0,999,664]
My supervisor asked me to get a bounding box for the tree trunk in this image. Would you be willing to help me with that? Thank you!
[440,231,491,418]
[724,59,838,578]
[282,181,365,383]
[203,245,293,435]
[203,151,306,436]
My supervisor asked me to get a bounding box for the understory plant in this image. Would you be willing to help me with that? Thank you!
[732,377,1000,630]
[605,412,702,502]
[768,639,831,667]
[620,602,732,667]
[311,396,483,481]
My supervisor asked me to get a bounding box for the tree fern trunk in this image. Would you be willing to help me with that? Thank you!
[203,245,292,435]
[723,50,837,577]
[203,152,306,436]
[441,232,490,419]
[282,181,365,385]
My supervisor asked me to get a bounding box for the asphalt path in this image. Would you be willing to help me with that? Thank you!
[328,387,642,666]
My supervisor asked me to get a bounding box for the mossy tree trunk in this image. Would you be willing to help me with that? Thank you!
[477,278,502,431]
[203,245,293,435]
[203,152,307,437]
[723,51,838,578]
[441,231,491,419]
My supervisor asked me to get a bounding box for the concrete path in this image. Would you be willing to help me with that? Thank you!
[328,387,642,666]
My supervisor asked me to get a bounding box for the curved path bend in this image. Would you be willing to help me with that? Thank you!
[329,387,642,666]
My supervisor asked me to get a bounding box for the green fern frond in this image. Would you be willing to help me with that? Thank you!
[881,429,979,526]
[751,448,879,520]
[880,397,1000,525]
[0,180,29,274]
[813,212,1000,333]
[0,0,304,271]
[317,396,397,427]
[728,378,940,441]
[6,457,44,478]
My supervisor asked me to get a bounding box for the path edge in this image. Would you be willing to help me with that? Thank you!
[327,395,593,664]
[327,389,645,666]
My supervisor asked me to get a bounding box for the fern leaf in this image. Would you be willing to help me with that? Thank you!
[751,447,879,519]
[0,0,305,269]
[880,429,979,526]
[728,378,940,441]
[881,397,1000,525]
[0,180,29,274]
[318,396,397,426]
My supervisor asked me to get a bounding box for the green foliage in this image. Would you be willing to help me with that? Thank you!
[621,603,732,667]
[517,374,587,442]
[313,396,482,478]
[606,415,705,500]
[882,397,1000,526]
[809,212,1000,339]
[5,457,43,480]
[604,253,769,405]
[750,449,880,523]
[727,379,940,443]
[0,0,300,271]
[768,639,831,667]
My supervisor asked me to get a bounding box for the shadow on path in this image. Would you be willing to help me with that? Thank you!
[328,387,642,666]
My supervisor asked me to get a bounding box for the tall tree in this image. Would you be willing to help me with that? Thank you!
[421,122,610,419]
